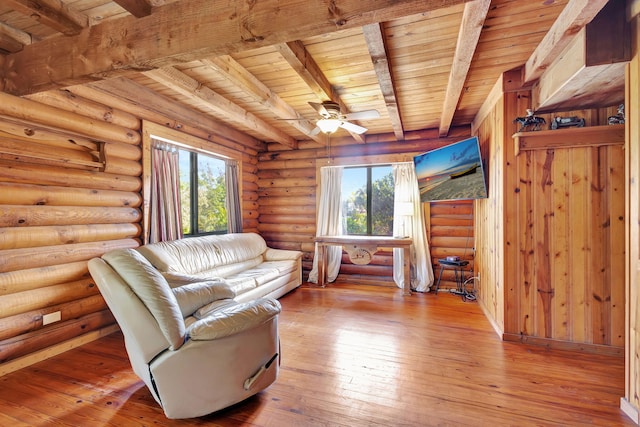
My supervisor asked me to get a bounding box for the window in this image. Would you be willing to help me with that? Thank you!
[341,165,395,236]
[178,149,228,235]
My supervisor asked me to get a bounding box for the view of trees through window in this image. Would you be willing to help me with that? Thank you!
[342,165,395,236]
[178,149,228,235]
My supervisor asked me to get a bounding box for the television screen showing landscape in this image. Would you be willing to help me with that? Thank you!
[413,136,488,203]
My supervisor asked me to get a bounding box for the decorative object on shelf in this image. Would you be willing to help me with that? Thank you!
[608,104,625,125]
[550,115,585,130]
[513,109,546,132]
[343,244,376,265]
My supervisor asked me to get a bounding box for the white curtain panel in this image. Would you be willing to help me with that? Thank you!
[150,140,183,243]
[392,163,434,292]
[308,166,343,283]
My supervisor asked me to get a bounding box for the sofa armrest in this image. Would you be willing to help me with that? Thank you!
[187,298,281,341]
[263,247,302,261]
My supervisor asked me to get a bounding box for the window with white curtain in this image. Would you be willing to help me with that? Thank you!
[341,165,395,236]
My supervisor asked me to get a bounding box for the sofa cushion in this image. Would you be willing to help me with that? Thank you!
[172,280,236,318]
[137,233,268,275]
[102,249,186,351]
[187,298,281,340]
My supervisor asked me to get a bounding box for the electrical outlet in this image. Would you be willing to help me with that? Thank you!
[478,271,481,283]
[42,311,61,326]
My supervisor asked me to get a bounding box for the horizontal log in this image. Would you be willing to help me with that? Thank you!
[301,242,315,253]
[0,138,101,170]
[258,168,316,179]
[0,310,115,364]
[259,231,316,244]
[257,177,316,188]
[0,294,107,341]
[0,92,140,145]
[243,190,258,201]
[0,205,141,227]
[0,182,141,207]
[430,236,475,248]
[0,152,100,172]
[429,247,475,260]
[430,202,473,216]
[103,141,142,161]
[243,181,258,192]
[244,210,259,219]
[430,225,474,237]
[259,214,316,225]
[243,219,258,230]
[258,223,316,234]
[102,154,143,176]
[244,200,258,211]
[0,223,141,250]
[0,261,89,296]
[338,263,393,276]
[256,158,316,170]
[258,195,316,207]
[243,172,258,183]
[430,216,474,226]
[258,186,315,197]
[259,205,316,216]
[0,160,141,192]
[263,240,303,252]
[0,119,98,153]
[0,277,100,318]
[26,89,141,130]
[0,239,139,273]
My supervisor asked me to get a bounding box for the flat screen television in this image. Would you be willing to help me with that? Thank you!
[413,136,488,203]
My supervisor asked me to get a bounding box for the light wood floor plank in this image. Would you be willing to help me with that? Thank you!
[0,283,632,426]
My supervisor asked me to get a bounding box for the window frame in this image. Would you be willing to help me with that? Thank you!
[141,121,242,244]
[341,163,395,237]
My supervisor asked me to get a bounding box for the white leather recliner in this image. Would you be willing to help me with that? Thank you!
[88,248,281,419]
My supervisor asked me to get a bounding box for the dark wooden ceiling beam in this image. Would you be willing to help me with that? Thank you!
[438,0,490,137]
[276,40,365,143]
[362,22,404,141]
[4,0,87,36]
[0,0,470,95]
[112,0,152,18]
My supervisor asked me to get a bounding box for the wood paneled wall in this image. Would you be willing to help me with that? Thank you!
[474,76,626,353]
[257,130,475,288]
[625,5,639,422]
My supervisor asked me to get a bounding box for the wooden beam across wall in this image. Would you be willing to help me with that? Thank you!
[0,0,471,95]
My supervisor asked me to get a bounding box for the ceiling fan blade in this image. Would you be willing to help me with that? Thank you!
[340,121,368,134]
[344,109,380,121]
[310,126,322,136]
[309,102,331,118]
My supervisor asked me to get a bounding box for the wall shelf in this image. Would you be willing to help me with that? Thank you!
[513,124,625,155]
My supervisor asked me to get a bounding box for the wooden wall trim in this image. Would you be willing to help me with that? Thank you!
[503,333,624,357]
[0,325,119,377]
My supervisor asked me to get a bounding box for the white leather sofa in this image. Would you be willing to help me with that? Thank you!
[88,233,302,419]
[137,232,302,303]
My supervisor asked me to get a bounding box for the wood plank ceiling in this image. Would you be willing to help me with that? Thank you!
[0,0,619,150]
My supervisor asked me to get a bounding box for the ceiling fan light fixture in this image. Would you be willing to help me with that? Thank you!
[316,118,341,134]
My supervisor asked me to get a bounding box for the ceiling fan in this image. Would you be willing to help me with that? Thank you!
[309,101,380,135]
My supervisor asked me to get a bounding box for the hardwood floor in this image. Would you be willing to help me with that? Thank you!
[0,283,633,426]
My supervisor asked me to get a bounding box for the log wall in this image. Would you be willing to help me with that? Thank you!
[257,129,475,288]
[0,94,142,368]
[474,74,626,354]
[0,89,260,372]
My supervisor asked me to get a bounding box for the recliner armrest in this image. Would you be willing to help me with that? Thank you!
[187,298,281,341]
